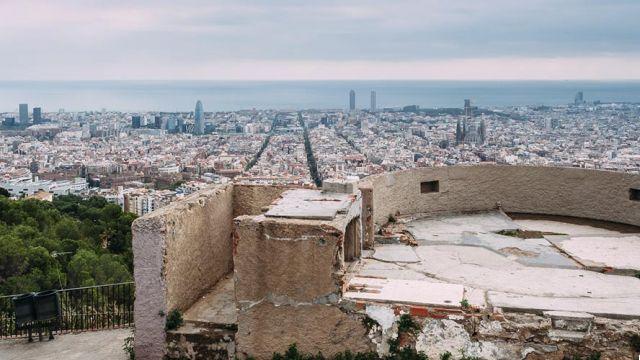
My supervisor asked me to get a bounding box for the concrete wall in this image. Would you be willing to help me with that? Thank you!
[132,185,234,360]
[234,199,370,359]
[365,165,640,227]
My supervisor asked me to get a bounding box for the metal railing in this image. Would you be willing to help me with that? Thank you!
[0,282,134,339]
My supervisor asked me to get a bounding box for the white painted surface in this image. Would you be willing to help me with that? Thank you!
[344,277,463,307]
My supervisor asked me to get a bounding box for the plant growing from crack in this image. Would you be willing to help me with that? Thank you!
[123,334,135,360]
[397,314,420,335]
[460,299,470,309]
[165,308,184,331]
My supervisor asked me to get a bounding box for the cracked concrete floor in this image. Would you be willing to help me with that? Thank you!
[354,211,640,318]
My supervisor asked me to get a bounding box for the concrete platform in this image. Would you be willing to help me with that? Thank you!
[183,274,237,326]
[352,212,640,318]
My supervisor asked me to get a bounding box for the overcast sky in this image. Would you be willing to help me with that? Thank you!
[1,0,639,80]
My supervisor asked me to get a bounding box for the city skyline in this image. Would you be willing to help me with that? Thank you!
[0,1,639,80]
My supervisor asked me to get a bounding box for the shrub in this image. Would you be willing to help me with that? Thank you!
[165,309,184,331]
[397,314,421,335]
[630,334,640,352]
[460,299,470,309]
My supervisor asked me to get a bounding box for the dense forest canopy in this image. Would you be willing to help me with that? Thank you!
[0,192,136,296]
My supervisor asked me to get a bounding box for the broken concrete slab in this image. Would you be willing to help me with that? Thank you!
[371,244,420,263]
[488,291,640,319]
[356,258,434,281]
[513,219,623,236]
[546,234,640,271]
[344,277,463,307]
[543,311,594,332]
[410,245,640,300]
[406,211,519,240]
[265,189,355,220]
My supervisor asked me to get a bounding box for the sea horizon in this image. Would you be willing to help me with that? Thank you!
[1,79,639,113]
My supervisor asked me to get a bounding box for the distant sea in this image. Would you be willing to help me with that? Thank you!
[0,80,639,112]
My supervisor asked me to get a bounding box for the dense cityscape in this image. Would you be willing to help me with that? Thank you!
[1,91,639,216]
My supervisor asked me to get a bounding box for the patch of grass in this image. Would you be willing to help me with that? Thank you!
[165,309,184,331]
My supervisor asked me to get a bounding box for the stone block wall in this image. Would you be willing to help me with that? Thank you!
[365,165,640,227]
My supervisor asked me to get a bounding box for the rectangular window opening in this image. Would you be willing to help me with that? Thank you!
[630,188,640,201]
[421,180,440,194]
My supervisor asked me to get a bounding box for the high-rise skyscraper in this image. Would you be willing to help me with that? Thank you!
[464,99,472,117]
[132,115,141,129]
[194,100,204,135]
[370,91,376,112]
[479,119,486,144]
[19,104,28,124]
[455,119,463,145]
[574,91,584,105]
[349,90,356,111]
[33,107,42,124]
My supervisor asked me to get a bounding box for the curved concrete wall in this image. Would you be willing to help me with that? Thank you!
[365,165,640,227]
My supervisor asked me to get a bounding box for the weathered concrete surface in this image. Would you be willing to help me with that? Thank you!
[489,291,640,318]
[265,189,355,220]
[365,165,640,227]
[513,219,624,236]
[232,183,290,217]
[183,274,236,326]
[409,245,640,303]
[406,211,518,237]
[353,212,640,318]
[406,212,579,268]
[0,329,131,360]
[132,184,234,360]
[236,302,374,359]
[547,234,640,271]
[371,244,420,263]
[345,277,463,307]
[235,216,343,304]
